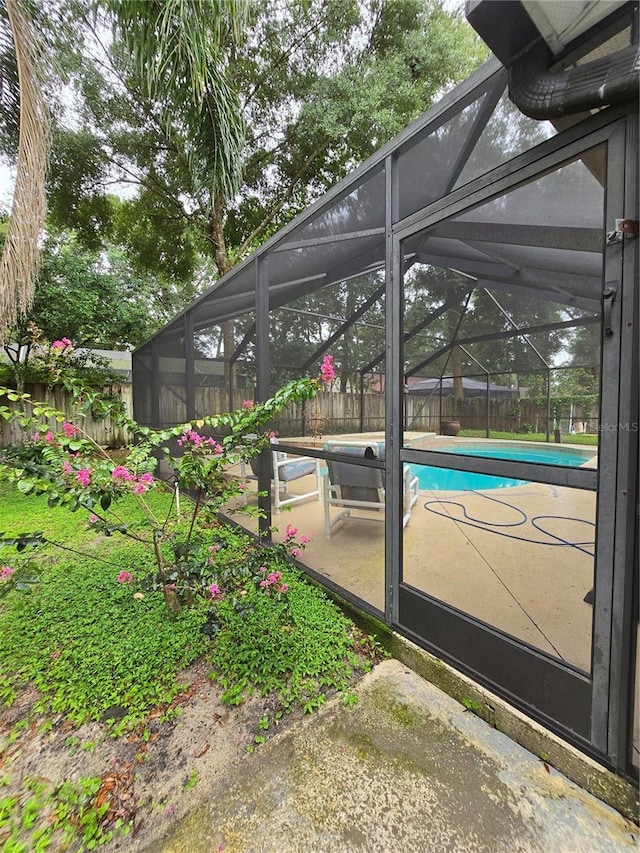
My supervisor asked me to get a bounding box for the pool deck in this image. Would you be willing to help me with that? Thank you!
[229,433,597,669]
[226,431,638,771]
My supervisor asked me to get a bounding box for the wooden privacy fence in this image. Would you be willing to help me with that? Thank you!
[163,387,535,435]
[271,392,553,436]
[0,384,134,449]
[1,384,598,449]
[270,393,597,436]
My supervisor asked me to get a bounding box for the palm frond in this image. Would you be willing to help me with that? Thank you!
[188,66,245,201]
[0,2,20,158]
[0,0,50,345]
[108,0,249,199]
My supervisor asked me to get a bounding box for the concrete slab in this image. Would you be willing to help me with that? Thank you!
[153,660,639,853]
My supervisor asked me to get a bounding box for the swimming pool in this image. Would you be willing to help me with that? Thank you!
[412,442,595,491]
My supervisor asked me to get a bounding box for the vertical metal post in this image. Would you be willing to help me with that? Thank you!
[591,121,629,763]
[150,338,161,429]
[185,312,195,421]
[605,113,638,772]
[546,367,551,442]
[485,375,490,438]
[255,256,272,539]
[385,153,402,626]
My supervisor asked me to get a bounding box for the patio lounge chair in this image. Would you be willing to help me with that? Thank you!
[323,441,418,538]
[242,440,321,513]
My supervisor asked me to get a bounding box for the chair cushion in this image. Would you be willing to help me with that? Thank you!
[280,460,316,481]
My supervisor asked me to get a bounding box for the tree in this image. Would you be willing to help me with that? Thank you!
[0,0,249,347]
[43,0,487,366]
[0,1,487,383]
[106,0,249,204]
[17,229,175,347]
[0,223,199,390]
[0,0,50,344]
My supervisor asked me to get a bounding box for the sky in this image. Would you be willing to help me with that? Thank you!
[0,161,14,211]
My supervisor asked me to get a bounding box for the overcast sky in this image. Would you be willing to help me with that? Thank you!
[0,162,14,210]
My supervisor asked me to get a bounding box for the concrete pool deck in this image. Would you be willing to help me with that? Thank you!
[222,433,639,815]
[230,435,597,670]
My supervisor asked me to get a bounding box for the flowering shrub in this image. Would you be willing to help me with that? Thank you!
[320,354,335,385]
[51,337,72,352]
[0,362,329,612]
[258,568,289,595]
[0,325,121,393]
[0,549,41,600]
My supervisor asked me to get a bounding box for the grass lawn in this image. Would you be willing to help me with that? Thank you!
[0,480,381,850]
[459,429,598,446]
[0,484,210,727]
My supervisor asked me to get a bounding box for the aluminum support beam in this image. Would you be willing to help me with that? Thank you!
[255,257,271,539]
[386,154,402,626]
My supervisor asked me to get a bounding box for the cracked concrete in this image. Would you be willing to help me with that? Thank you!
[150,660,639,853]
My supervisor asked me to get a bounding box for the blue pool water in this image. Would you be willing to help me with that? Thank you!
[412,445,593,492]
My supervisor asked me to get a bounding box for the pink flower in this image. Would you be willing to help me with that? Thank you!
[259,568,289,594]
[44,431,55,443]
[62,460,74,475]
[33,431,40,441]
[76,468,91,487]
[50,651,61,660]
[242,400,253,409]
[208,583,221,599]
[132,473,154,494]
[51,337,72,352]
[89,514,99,524]
[177,428,209,447]
[320,354,335,384]
[112,465,135,483]
[299,534,312,545]
[284,524,298,542]
[1,566,14,578]
[117,571,133,584]
[291,548,303,558]
[268,431,277,439]
[62,422,78,437]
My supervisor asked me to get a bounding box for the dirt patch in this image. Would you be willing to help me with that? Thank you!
[0,659,300,851]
